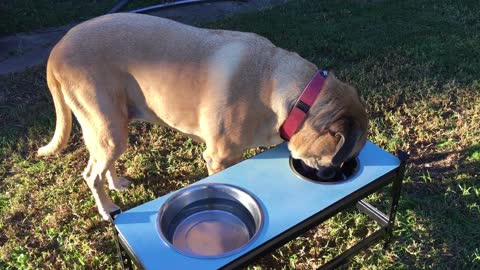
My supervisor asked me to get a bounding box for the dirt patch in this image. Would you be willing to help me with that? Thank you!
[0,0,288,75]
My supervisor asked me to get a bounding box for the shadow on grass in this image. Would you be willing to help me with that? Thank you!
[373,144,480,268]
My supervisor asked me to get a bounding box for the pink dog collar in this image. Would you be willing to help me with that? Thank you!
[279,70,328,141]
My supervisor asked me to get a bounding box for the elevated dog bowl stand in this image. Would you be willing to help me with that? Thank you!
[110,141,408,269]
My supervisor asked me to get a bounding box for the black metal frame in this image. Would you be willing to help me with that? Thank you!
[110,150,408,270]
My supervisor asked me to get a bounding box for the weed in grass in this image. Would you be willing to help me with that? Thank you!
[0,194,8,213]
[467,146,480,162]
[419,170,433,184]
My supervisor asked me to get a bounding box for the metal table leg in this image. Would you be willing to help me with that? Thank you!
[110,210,135,270]
[320,150,408,269]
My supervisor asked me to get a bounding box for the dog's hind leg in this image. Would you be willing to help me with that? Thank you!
[81,124,128,220]
[85,161,119,220]
[83,115,128,219]
[82,157,95,180]
[84,160,130,191]
[72,88,129,219]
[106,166,130,191]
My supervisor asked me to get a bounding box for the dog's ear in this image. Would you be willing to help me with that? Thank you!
[330,117,357,166]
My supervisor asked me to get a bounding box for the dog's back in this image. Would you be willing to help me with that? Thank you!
[50,13,275,72]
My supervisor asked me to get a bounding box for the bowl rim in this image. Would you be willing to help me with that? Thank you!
[156,183,265,259]
[289,156,360,184]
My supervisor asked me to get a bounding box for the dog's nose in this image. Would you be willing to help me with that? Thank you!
[316,167,337,179]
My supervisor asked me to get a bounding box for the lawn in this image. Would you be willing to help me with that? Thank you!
[0,0,173,36]
[1,0,480,269]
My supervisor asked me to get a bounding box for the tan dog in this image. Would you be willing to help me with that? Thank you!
[38,13,368,220]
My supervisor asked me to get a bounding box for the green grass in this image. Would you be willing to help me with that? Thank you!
[1,0,480,269]
[0,0,174,36]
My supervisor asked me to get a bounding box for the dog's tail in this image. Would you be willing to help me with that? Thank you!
[38,64,72,156]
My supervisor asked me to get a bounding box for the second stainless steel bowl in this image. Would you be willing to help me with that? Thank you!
[157,183,264,258]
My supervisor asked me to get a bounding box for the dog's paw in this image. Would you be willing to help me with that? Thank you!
[108,177,131,191]
[98,203,121,221]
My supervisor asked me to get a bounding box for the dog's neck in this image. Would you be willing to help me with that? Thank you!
[270,54,318,134]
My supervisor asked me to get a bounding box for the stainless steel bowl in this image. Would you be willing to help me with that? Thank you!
[289,157,360,184]
[157,183,264,258]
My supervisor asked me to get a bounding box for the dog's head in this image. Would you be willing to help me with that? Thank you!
[288,73,368,180]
